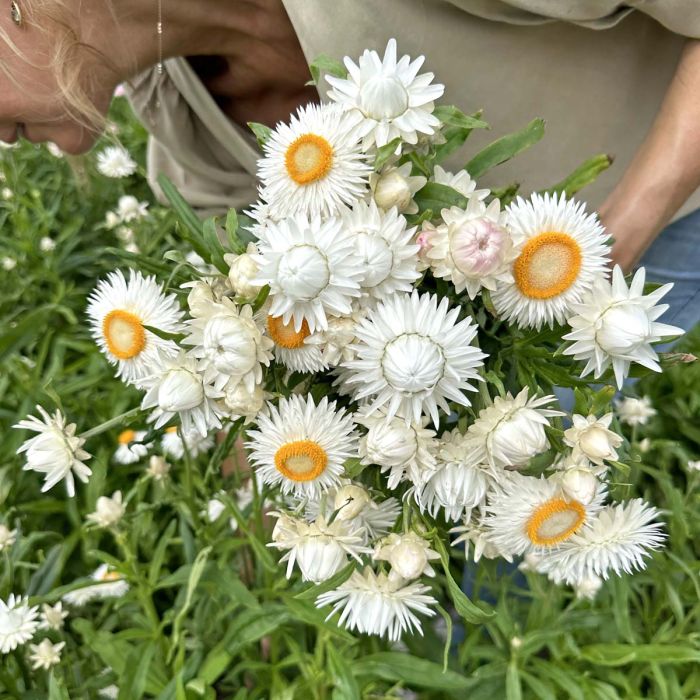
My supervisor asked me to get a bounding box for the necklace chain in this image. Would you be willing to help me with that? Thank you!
[156,0,164,75]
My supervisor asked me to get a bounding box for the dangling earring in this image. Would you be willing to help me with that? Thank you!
[10,1,23,27]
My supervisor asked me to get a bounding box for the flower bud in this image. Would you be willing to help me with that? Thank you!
[225,382,264,417]
[228,244,260,299]
[373,169,413,212]
[490,412,548,467]
[578,426,616,461]
[147,455,171,481]
[449,218,507,276]
[574,574,603,600]
[158,368,204,412]
[333,484,371,520]
[363,418,417,468]
[203,316,258,375]
[560,468,599,505]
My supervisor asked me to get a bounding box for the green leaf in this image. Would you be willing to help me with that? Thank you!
[48,672,71,700]
[327,645,361,699]
[309,53,347,86]
[202,216,229,274]
[432,106,488,163]
[466,118,545,179]
[542,154,613,197]
[414,182,469,216]
[248,122,272,148]
[295,562,355,600]
[158,174,204,241]
[225,209,246,254]
[374,138,402,170]
[580,644,700,666]
[352,652,473,690]
[506,660,522,700]
[118,642,158,700]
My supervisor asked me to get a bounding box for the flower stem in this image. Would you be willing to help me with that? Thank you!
[81,406,143,440]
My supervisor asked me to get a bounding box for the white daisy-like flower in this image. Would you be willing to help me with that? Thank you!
[304,309,366,368]
[341,199,419,303]
[28,638,65,670]
[327,38,444,151]
[687,460,700,472]
[161,426,215,460]
[483,472,605,558]
[563,266,683,388]
[466,387,563,470]
[316,566,437,641]
[254,213,362,332]
[432,165,489,201]
[140,352,225,437]
[14,405,92,497]
[356,407,438,490]
[246,395,358,499]
[116,195,148,222]
[38,602,68,631]
[615,396,656,426]
[373,531,440,580]
[344,291,486,426]
[87,491,125,528]
[113,429,150,464]
[0,524,17,551]
[87,269,184,384]
[417,430,494,521]
[535,499,664,584]
[492,192,611,329]
[39,236,56,252]
[183,298,273,393]
[370,162,426,215]
[425,197,515,300]
[450,518,510,563]
[2,256,17,270]
[269,512,370,583]
[63,565,129,606]
[563,413,622,466]
[96,145,136,178]
[0,595,39,653]
[146,455,171,481]
[258,103,370,219]
[573,574,604,600]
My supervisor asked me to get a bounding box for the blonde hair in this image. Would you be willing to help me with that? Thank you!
[0,0,120,132]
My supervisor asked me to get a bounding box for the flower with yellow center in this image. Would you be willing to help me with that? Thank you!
[113,428,149,464]
[263,311,327,373]
[257,103,370,219]
[87,269,184,384]
[492,192,610,329]
[246,394,358,499]
[483,472,605,557]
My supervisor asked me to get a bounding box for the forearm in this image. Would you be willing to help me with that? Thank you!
[599,40,700,270]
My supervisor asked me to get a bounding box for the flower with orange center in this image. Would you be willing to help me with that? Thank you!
[525,497,586,547]
[264,311,327,373]
[88,269,184,384]
[113,428,149,465]
[492,192,610,330]
[257,103,370,219]
[246,394,358,499]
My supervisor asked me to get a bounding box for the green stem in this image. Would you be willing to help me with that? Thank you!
[81,406,143,440]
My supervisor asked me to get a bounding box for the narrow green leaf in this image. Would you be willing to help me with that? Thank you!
[309,53,347,86]
[327,645,361,699]
[580,644,700,666]
[248,122,272,148]
[542,154,613,197]
[374,138,402,170]
[413,182,469,216]
[225,208,246,254]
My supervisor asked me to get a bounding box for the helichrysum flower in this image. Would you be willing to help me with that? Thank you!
[96,145,137,178]
[0,594,39,653]
[432,165,489,201]
[116,195,149,222]
[113,429,150,464]
[39,236,56,252]
[146,455,171,481]
[28,638,65,670]
[38,602,68,631]
[563,266,683,388]
[257,103,370,219]
[225,242,261,300]
[563,413,622,465]
[160,426,214,460]
[492,192,611,329]
[247,394,358,499]
[344,291,486,426]
[373,531,440,580]
[370,162,426,215]
[614,396,656,426]
[63,565,129,606]
[327,38,444,151]
[87,269,184,384]
[0,524,17,552]
[87,491,125,528]
[14,406,92,497]
[316,566,437,641]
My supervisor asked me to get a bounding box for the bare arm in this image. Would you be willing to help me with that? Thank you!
[599,40,700,271]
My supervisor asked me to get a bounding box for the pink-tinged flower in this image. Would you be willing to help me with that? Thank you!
[449,217,508,276]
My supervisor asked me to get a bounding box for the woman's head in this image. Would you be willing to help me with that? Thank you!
[0,0,120,153]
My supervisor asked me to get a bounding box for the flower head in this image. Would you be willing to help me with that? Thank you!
[0,524,17,552]
[87,491,125,528]
[161,426,214,460]
[28,639,65,670]
[370,162,427,215]
[96,145,136,178]
[113,429,150,464]
[615,396,656,426]
[563,413,622,465]
[38,602,68,631]
[0,595,39,653]
[373,531,440,580]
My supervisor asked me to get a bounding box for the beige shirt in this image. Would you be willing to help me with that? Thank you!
[125,0,700,220]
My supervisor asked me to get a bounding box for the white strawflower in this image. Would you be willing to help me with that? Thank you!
[262,309,328,373]
[161,426,215,460]
[258,103,370,219]
[555,467,601,506]
[116,195,148,222]
[492,192,611,329]
[246,395,358,499]
[450,519,509,563]
[63,565,129,606]
[0,595,39,653]
[269,513,370,583]
[182,277,233,318]
[113,429,150,464]
[39,236,56,252]
[96,145,137,178]
[344,291,486,426]
[38,603,68,631]
[254,213,362,333]
[564,266,683,388]
[425,197,515,299]
[573,574,603,600]
[535,499,665,584]
[687,460,700,472]
[140,352,225,437]
[327,38,444,151]
[182,298,273,393]
[305,310,366,367]
[341,199,420,303]
[115,226,134,243]
[466,387,563,469]
[370,162,426,215]
[224,381,265,419]
[146,455,171,481]
[615,396,656,426]
[225,242,261,299]
[356,407,438,489]
[28,639,65,670]
[373,531,440,580]
[316,566,437,641]
[432,165,489,201]
[87,491,125,528]
[14,406,92,497]
[99,685,120,699]
[87,269,184,384]
[1,187,13,199]
[104,211,121,229]
[563,413,622,465]
[0,524,17,551]
[46,142,64,158]
[2,256,17,270]
[484,472,605,558]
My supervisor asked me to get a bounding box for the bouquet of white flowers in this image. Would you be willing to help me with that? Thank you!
[7,39,690,691]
